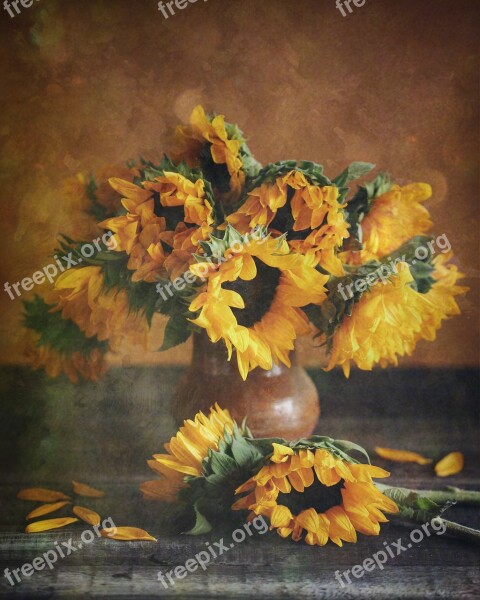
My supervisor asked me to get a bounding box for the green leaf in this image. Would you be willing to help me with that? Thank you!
[209,451,239,477]
[182,502,212,535]
[333,162,375,188]
[159,316,192,351]
[330,439,371,464]
[230,437,264,468]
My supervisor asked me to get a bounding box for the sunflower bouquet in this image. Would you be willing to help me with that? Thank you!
[23,105,467,382]
[141,404,480,546]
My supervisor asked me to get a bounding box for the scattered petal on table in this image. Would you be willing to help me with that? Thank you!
[435,452,464,477]
[26,502,70,520]
[25,518,78,533]
[73,505,101,526]
[375,447,432,465]
[72,481,105,498]
[17,488,70,502]
[100,527,157,542]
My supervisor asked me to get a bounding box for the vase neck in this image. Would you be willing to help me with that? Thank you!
[190,331,297,376]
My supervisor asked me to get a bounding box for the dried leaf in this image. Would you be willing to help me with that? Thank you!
[375,447,432,465]
[17,488,70,502]
[25,518,78,533]
[435,452,464,477]
[26,502,70,520]
[100,527,157,542]
[73,505,101,526]
[72,481,105,498]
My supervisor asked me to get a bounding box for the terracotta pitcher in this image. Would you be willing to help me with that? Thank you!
[173,331,320,438]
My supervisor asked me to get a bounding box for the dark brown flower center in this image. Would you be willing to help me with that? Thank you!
[223,258,282,328]
[279,478,344,515]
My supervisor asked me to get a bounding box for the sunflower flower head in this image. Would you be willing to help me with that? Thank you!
[228,166,349,276]
[325,255,468,377]
[140,404,238,502]
[188,228,329,379]
[99,163,215,283]
[344,175,433,264]
[22,295,108,383]
[170,105,261,204]
[233,439,398,546]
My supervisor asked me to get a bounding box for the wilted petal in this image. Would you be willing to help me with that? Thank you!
[26,502,70,520]
[100,527,157,542]
[435,452,464,477]
[25,518,78,533]
[72,481,106,498]
[73,506,101,526]
[375,446,432,465]
[17,488,70,502]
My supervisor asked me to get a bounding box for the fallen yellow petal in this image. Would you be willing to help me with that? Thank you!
[73,506,101,526]
[25,518,78,533]
[17,488,70,502]
[435,452,464,477]
[100,527,157,542]
[72,481,105,498]
[26,502,70,520]
[375,447,432,465]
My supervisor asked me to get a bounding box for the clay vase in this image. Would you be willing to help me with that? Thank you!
[172,331,320,438]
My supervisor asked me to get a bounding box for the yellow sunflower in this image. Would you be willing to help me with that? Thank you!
[326,257,467,377]
[232,443,398,546]
[54,266,150,353]
[188,237,329,380]
[100,173,213,283]
[228,170,348,276]
[24,330,106,384]
[170,105,245,201]
[344,183,433,264]
[140,404,235,502]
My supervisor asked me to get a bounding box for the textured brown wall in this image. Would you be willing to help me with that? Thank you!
[0,0,478,368]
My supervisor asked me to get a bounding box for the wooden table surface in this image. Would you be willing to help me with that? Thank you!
[0,366,479,599]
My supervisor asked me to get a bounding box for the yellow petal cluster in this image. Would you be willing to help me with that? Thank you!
[100,173,213,283]
[54,266,150,353]
[228,170,348,275]
[326,258,467,377]
[24,330,106,384]
[188,237,329,379]
[171,105,245,200]
[344,183,433,264]
[141,404,235,502]
[233,446,398,546]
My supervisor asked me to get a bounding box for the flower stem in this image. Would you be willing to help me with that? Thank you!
[376,483,480,506]
[437,518,480,545]
[412,487,480,506]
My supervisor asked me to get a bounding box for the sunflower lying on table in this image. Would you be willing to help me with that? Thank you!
[22,105,467,383]
[141,405,480,546]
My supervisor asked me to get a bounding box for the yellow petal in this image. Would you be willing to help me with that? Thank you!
[26,502,70,520]
[25,518,78,533]
[271,443,294,464]
[17,488,70,502]
[73,506,102,526]
[435,452,464,477]
[72,481,105,498]
[375,447,432,465]
[100,527,157,542]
